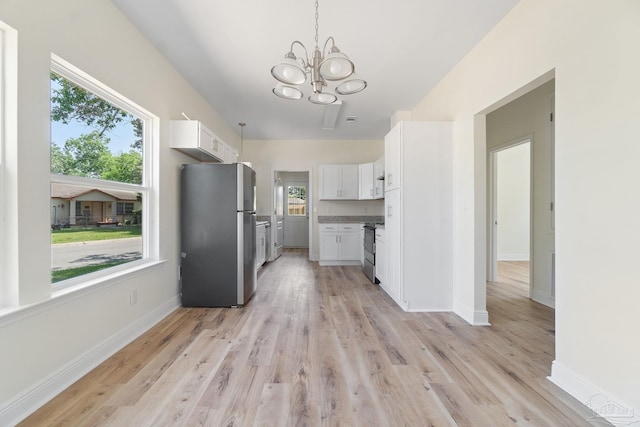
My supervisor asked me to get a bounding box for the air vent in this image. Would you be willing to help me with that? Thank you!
[322,101,343,130]
[345,116,358,123]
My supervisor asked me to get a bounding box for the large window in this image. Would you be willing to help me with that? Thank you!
[50,56,152,286]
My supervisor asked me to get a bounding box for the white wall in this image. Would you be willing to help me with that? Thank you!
[0,0,238,423]
[412,0,640,418]
[496,143,530,261]
[244,139,384,260]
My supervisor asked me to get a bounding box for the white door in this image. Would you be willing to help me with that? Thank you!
[274,179,284,258]
[284,181,309,248]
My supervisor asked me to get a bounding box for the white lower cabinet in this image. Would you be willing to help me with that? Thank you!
[319,223,361,266]
[383,190,402,303]
[256,224,266,268]
[375,227,385,284]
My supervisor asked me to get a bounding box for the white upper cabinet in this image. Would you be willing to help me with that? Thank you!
[374,156,384,199]
[170,120,230,163]
[319,164,359,200]
[358,162,374,200]
[224,144,239,164]
[384,124,401,191]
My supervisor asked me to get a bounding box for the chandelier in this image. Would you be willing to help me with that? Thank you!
[271,0,367,105]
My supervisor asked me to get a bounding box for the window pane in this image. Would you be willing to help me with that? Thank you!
[50,72,143,185]
[287,185,306,216]
[51,183,143,283]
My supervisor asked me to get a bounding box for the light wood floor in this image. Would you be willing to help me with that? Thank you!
[20,253,604,426]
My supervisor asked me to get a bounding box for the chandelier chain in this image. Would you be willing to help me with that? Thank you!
[314,0,319,49]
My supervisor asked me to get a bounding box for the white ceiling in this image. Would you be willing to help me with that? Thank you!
[110,0,520,140]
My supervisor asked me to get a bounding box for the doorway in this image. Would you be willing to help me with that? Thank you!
[488,139,531,286]
[273,171,311,254]
[284,180,309,248]
[484,77,556,315]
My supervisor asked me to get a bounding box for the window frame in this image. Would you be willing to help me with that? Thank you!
[50,54,157,291]
[0,27,5,306]
[0,21,17,307]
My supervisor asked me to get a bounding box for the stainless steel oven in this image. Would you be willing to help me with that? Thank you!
[363,224,377,283]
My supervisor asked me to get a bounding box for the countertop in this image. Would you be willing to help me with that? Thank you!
[317,215,384,224]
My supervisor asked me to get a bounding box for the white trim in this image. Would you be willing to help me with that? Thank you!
[0,20,18,308]
[405,307,454,313]
[549,361,639,426]
[0,296,180,426]
[0,260,167,326]
[454,300,491,325]
[531,290,555,308]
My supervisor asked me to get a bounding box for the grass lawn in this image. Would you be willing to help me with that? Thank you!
[51,260,131,283]
[51,226,142,244]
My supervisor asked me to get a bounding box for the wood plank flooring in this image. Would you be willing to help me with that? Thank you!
[20,253,605,426]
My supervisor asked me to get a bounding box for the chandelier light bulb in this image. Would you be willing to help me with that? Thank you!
[273,84,304,100]
[335,75,367,95]
[271,55,307,85]
[308,92,338,105]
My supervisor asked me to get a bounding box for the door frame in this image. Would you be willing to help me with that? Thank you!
[487,135,533,290]
[271,168,314,261]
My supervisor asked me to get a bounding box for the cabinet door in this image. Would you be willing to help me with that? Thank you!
[339,230,361,261]
[319,224,340,260]
[374,157,385,199]
[224,144,238,164]
[384,124,401,191]
[384,189,402,301]
[197,124,215,155]
[375,234,385,283]
[340,165,359,199]
[319,165,340,200]
[358,163,374,200]
[256,226,266,267]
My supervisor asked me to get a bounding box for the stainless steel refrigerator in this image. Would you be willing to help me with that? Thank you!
[180,163,257,307]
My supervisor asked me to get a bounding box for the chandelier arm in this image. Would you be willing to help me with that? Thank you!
[290,40,311,68]
[322,36,335,56]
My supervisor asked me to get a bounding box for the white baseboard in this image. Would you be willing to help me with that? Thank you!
[497,254,530,261]
[453,300,491,326]
[531,290,555,308]
[549,360,639,426]
[0,296,180,427]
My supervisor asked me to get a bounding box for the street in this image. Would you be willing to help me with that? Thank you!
[51,237,142,270]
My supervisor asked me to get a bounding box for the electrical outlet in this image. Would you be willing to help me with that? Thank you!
[130,289,138,305]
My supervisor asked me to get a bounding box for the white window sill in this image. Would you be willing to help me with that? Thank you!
[0,259,167,327]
